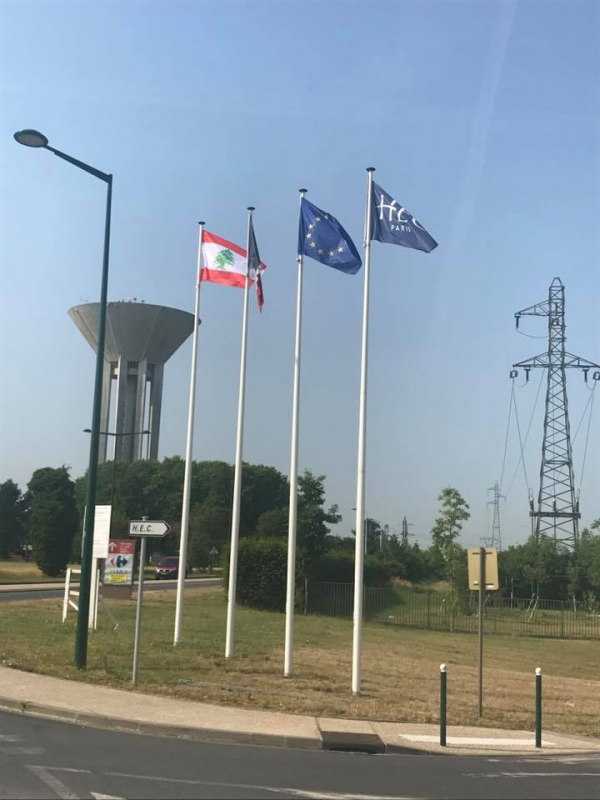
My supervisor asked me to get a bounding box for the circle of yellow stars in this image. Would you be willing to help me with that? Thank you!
[305,215,345,258]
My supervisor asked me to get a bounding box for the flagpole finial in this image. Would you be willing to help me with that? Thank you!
[247,206,255,212]
[198,220,205,225]
[299,188,307,194]
[366,167,376,172]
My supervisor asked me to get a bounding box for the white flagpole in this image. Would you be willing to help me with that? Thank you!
[174,221,204,646]
[225,207,254,659]
[284,188,307,678]
[352,167,375,695]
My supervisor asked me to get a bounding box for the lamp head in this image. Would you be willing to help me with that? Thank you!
[14,129,49,148]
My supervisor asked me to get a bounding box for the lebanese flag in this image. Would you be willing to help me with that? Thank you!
[200,230,266,288]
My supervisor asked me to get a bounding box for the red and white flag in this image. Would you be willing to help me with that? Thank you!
[200,230,266,290]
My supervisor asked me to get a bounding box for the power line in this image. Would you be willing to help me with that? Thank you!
[504,369,544,499]
[578,383,596,493]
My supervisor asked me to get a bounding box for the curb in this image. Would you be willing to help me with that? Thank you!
[2,691,599,758]
[0,696,321,751]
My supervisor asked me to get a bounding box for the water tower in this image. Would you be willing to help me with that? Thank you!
[69,300,195,463]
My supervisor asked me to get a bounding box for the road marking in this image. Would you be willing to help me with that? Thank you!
[490,756,600,765]
[27,765,81,800]
[466,771,600,779]
[0,745,45,754]
[90,793,125,799]
[0,734,24,742]
[400,734,556,747]
[286,792,416,800]
[106,770,414,799]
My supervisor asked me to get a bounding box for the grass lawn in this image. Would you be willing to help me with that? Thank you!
[0,560,214,584]
[0,586,598,739]
[0,560,70,584]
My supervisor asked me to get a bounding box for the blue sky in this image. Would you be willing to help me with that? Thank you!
[0,0,598,548]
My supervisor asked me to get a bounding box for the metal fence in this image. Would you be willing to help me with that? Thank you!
[305,582,600,640]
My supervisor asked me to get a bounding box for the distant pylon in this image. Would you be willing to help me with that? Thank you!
[512,278,600,549]
[486,481,504,551]
[401,516,410,544]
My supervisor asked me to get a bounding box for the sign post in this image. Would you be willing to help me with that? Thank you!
[132,534,147,685]
[478,546,485,717]
[129,519,170,685]
[468,547,498,718]
[90,505,112,629]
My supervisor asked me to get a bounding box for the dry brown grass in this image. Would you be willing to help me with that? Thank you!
[0,587,598,739]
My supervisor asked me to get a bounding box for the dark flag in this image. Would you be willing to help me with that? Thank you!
[370,181,438,253]
[298,198,362,275]
[247,217,265,311]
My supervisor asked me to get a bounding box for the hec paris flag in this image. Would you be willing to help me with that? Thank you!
[200,230,266,288]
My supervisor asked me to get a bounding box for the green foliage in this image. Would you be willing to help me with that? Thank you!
[255,508,288,539]
[0,480,27,558]
[222,537,288,611]
[309,549,395,587]
[350,517,386,555]
[297,470,341,575]
[28,467,78,577]
[381,536,435,583]
[499,537,572,599]
[188,503,230,569]
[74,458,288,559]
[430,487,470,577]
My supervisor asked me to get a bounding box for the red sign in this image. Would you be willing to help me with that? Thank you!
[108,540,135,555]
[105,540,135,586]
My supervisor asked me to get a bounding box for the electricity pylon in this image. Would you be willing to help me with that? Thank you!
[401,516,410,544]
[512,278,600,549]
[486,481,504,550]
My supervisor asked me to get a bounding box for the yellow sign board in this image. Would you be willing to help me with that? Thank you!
[468,547,499,591]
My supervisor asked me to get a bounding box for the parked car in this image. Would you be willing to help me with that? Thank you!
[155,556,189,580]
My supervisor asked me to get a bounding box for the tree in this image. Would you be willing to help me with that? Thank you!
[28,467,78,577]
[240,464,289,536]
[0,480,25,558]
[297,471,341,576]
[430,487,470,577]
[188,502,230,568]
[350,518,386,555]
[255,508,288,539]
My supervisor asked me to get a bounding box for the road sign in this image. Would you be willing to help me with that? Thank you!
[93,505,112,558]
[209,546,219,556]
[129,520,170,538]
[104,541,135,586]
[468,547,499,591]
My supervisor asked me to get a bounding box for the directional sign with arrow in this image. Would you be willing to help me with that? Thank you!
[104,540,135,586]
[129,520,170,538]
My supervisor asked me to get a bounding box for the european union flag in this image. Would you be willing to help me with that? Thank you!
[370,181,438,253]
[298,198,362,275]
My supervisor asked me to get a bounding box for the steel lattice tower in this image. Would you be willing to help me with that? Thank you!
[512,278,599,549]
[487,481,504,550]
[401,516,410,545]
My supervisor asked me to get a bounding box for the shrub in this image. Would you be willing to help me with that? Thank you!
[309,549,394,587]
[222,537,287,611]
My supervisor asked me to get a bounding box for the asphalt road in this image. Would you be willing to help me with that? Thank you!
[0,578,221,603]
[1,711,599,800]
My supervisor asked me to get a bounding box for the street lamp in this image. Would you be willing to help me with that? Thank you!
[17,129,113,669]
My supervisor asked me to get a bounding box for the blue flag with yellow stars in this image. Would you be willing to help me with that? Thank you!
[370,181,438,253]
[298,198,362,275]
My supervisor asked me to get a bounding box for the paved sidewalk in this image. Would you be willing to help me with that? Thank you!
[0,666,598,756]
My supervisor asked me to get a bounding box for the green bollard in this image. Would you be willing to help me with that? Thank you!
[535,667,542,748]
[440,663,447,747]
